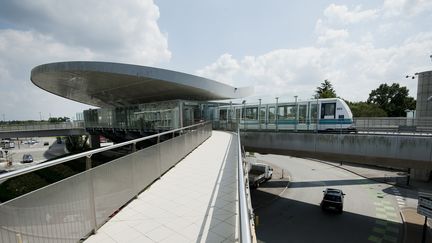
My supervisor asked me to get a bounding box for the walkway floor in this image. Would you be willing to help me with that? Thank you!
[85,131,239,243]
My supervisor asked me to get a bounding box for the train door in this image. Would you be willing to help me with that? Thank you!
[297,104,307,130]
[320,102,336,130]
[309,102,319,131]
[259,105,267,129]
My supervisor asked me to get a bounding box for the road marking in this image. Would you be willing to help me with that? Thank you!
[368,187,400,243]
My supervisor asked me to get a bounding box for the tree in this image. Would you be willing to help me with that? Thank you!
[367,83,416,117]
[347,101,387,117]
[314,79,337,99]
[48,117,70,123]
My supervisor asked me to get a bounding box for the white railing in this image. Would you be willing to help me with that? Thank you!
[0,122,212,243]
[237,128,254,243]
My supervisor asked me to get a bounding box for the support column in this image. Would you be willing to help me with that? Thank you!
[89,135,101,149]
[410,168,431,181]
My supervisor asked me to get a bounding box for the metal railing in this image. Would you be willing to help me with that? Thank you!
[237,128,254,243]
[0,122,212,243]
[0,121,85,132]
[353,117,432,134]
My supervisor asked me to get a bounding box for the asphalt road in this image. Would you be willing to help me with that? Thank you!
[252,154,403,243]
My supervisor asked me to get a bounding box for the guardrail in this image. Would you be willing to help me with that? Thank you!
[213,117,432,134]
[0,122,212,243]
[354,117,432,134]
[0,121,85,132]
[237,128,254,243]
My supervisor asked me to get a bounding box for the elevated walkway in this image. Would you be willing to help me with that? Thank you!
[85,131,239,243]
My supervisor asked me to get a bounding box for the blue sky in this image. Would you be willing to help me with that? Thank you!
[0,0,431,120]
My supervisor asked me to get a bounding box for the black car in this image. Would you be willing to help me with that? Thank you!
[321,188,345,213]
[22,154,33,163]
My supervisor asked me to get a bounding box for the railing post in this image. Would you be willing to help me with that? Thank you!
[86,155,98,233]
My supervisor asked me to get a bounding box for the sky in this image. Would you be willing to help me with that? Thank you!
[0,0,431,120]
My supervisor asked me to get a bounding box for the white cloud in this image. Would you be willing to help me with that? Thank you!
[196,1,432,105]
[324,4,378,24]
[383,0,432,17]
[315,19,350,45]
[196,32,432,103]
[0,0,171,120]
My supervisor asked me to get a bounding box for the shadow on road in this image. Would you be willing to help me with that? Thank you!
[289,177,405,188]
[252,189,402,243]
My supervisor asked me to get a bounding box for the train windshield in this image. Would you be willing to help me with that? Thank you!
[321,103,336,119]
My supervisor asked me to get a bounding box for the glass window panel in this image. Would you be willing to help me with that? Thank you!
[268,107,276,123]
[298,105,307,123]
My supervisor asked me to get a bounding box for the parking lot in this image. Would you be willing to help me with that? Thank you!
[0,137,67,172]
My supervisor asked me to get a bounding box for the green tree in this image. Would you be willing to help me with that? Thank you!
[347,101,387,117]
[314,79,337,99]
[48,117,70,123]
[367,83,416,117]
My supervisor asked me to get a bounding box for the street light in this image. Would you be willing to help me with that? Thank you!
[294,96,298,132]
[275,97,279,131]
[258,98,262,130]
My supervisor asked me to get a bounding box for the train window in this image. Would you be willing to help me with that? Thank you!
[310,104,318,122]
[245,107,258,120]
[268,107,276,123]
[235,109,241,121]
[219,109,227,120]
[259,107,266,123]
[321,103,336,119]
[298,105,307,123]
[339,115,345,119]
[278,105,296,120]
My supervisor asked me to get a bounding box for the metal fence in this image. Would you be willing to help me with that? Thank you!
[0,121,85,132]
[0,122,212,243]
[354,117,432,134]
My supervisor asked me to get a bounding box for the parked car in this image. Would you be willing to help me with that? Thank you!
[22,154,34,163]
[43,142,49,146]
[321,188,345,213]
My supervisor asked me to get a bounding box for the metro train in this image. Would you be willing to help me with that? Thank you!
[214,98,356,132]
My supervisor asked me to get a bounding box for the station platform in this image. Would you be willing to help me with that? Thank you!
[85,131,239,243]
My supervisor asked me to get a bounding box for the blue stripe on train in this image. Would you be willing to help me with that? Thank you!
[318,119,353,124]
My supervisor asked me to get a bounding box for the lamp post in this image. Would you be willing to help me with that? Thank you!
[294,96,298,132]
[258,98,262,130]
[275,97,279,131]
[242,100,246,130]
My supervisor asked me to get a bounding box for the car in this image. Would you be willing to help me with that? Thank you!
[22,154,34,163]
[43,142,49,146]
[321,188,345,213]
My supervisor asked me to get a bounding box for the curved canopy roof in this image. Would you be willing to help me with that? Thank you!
[31,61,253,107]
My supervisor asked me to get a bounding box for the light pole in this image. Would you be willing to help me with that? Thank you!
[242,100,246,130]
[258,98,262,130]
[294,96,298,132]
[275,97,279,131]
[39,112,42,121]
[2,113,4,122]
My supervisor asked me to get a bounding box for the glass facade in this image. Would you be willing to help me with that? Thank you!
[83,100,205,131]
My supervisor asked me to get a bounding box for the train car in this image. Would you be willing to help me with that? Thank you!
[215,98,356,132]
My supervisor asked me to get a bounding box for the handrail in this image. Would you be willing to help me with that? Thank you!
[237,127,252,243]
[0,122,209,181]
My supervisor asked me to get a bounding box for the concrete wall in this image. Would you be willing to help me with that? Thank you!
[242,132,432,170]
